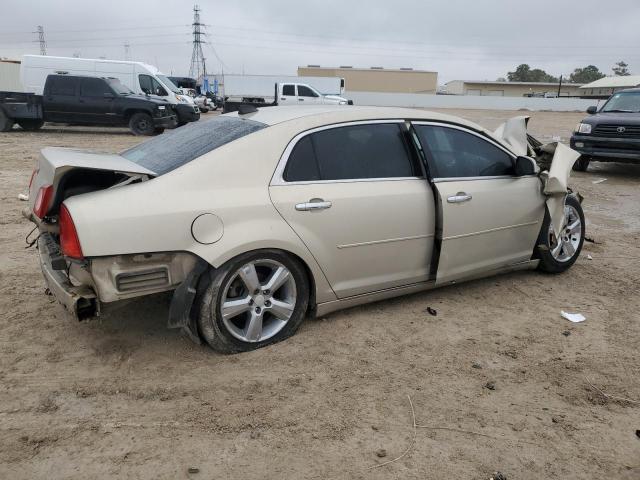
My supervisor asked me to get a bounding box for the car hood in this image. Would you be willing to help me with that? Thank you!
[125,94,172,107]
[581,111,640,126]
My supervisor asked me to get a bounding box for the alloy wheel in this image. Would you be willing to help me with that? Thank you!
[549,204,582,263]
[220,260,297,343]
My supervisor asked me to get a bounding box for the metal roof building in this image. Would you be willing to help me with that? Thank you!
[579,75,640,97]
[445,80,583,97]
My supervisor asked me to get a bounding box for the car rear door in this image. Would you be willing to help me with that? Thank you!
[269,121,436,299]
[42,76,80,122]
[412,122,545,285]
[279,84,297,104]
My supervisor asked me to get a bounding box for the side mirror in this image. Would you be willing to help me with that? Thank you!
[514,156,536,176]
[586,106,598,114]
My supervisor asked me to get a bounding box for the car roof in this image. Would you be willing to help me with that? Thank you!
[226,105,487,133]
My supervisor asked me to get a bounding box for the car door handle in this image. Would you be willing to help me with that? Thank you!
[298,98,304,101]
[295,200,332,211]
[447,192,472,203]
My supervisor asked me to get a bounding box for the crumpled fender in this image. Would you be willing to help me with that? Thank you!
[542,142,580,232]
[494,117,581,233]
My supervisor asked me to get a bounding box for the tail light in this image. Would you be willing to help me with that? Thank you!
[59,204,84,259]
[33,184,54,219]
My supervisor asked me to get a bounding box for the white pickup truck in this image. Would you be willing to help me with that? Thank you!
[223,82,352,113]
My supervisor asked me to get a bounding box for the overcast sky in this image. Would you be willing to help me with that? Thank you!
[1,0,639,84]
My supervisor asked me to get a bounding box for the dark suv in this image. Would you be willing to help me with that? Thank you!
[570,88,640,171]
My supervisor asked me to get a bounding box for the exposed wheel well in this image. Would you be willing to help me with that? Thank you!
[124,109,152,121]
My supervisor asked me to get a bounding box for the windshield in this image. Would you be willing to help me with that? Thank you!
[122,116,267,175]
[157,74,181,94]
[106,78,133,95]
[602,91,640,113]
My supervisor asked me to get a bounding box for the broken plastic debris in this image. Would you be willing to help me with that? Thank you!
[18,193,29,201]
[592,178,607,184]
[561,311,586,323]
[587,254,593,260]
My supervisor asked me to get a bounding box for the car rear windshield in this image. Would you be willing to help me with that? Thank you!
[122,116,267,175]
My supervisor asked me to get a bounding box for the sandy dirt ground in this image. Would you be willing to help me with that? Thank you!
[1,110,639,479]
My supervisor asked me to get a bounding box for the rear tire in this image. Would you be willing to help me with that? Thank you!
[17,119,44,131]
[197,250,310,353]
[0,109,14,132]
[536,195,585,274]
[572,156,590,172]
[129,112,155,136]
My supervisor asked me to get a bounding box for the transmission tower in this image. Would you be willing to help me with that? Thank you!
[36,26,47,55]
[189,5,207,82]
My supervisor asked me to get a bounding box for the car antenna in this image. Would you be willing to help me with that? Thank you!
[237,104,258,115]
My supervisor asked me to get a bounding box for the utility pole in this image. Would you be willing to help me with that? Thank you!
[124,42,131,61]
[35,26,47,55]
[189,5,207,84]
[557,74,563,98]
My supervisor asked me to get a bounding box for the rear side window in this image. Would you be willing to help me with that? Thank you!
[122,116,267,175]
[415,125,515,178]
[48,76,78,96]
[282,85,295,96]
[80,78,111,97]
[284,123,415,182]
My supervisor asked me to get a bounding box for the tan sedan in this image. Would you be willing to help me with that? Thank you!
[25,106,584,352]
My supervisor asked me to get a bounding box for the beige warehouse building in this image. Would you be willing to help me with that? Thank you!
[445,80,583,97]
[297,66,438,94]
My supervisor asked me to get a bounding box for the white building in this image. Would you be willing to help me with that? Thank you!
[579,75,640,97]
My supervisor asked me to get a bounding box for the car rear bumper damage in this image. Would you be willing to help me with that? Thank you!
[38,234,98,320]
[570,134,640,161]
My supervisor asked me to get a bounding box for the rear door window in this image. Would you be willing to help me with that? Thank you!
[282,84,295,96]
[48,76,78,96]
[284,123,417,182]
[122,116,267,175]
[414,125,515,178]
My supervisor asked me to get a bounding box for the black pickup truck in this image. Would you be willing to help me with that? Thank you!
[570,88,640,171]
[0,75,177,135]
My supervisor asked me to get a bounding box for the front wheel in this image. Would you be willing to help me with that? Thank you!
[572,156,591,172]
[129,112,155,136]
[197,250,310,353]
[536,195,585,273]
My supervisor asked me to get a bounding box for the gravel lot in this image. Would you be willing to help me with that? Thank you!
[1,109,639,479]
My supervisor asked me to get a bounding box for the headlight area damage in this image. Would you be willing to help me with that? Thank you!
[495,116,581,233]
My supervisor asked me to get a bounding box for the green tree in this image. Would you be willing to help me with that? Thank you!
[507,64,558,82]
[569,65,606,83]
[613,61,630,76]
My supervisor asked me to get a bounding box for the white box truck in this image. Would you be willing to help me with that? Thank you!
[20,55,200,125]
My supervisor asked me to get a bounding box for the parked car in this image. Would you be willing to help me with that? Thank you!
[21,55,200,126]
[223,82,352,113]
[0,75,177,135]
[220,74,346,100]
[24,106,583,353]
[570,88,640,171]
[181,88,214,112]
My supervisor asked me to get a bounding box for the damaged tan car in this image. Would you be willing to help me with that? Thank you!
[24,106,584,353]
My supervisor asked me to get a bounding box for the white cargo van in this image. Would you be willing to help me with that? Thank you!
[20,55,200,125]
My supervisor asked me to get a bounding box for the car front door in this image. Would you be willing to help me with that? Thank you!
[269,121,436,299]
[412,122,545,285]
[296,85,321,104]
[77,77,117,124]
